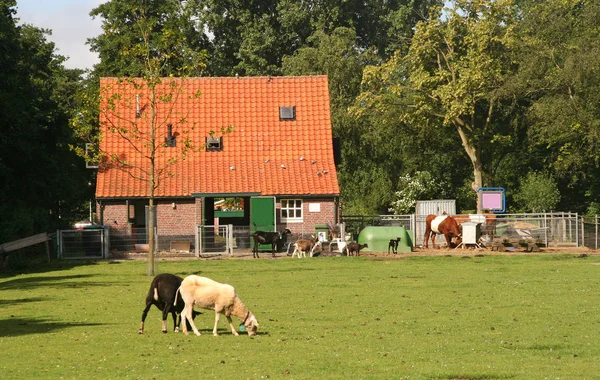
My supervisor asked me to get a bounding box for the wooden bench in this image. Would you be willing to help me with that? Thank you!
[0,233,51,262]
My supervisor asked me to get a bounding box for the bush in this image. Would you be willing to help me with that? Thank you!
[514,172,560,212]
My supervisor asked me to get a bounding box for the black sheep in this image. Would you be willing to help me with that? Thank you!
[138,273,200,334]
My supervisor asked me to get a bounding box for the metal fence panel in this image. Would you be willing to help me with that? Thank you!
[344,212,583,248]
[195,225,232,257]
[58,228,107,259]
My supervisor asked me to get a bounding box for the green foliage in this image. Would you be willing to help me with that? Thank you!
[89,0,208,77]
[0,1,93,242]
[356,0,522,213]
[513,172,561,212]
[512,0,600,212]
[1,255,599,378]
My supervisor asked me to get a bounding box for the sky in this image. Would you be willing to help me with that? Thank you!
[15,0,104,70]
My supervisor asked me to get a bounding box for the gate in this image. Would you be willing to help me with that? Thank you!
[195,224,233,257]
[57,228,108,259]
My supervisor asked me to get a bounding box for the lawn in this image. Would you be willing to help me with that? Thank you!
[0,253,599,379]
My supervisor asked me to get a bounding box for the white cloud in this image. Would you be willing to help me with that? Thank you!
[16,0,104,70]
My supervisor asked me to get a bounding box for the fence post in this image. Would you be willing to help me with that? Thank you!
[544,213,548,247]
[57,229,62,259]
[228,224,233,256]
[576,213,580,247]
[195,225,200,257]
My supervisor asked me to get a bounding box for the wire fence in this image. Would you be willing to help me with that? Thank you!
[56,212,599,259]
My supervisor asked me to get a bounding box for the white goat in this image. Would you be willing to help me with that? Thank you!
[175,275,259,336]
[291,236,321,258]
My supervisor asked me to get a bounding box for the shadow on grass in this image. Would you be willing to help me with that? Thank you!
[0,259,100,278]
[0,274,97,291]
[0,297,47,306]
[0,317,104,337]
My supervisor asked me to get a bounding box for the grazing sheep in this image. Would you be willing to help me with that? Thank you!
[291,235,322,258]
[175,275,259,336]
[388,237,401,255]
[250,228,292,258]
[138,273,200,334]
[344,242,368,257]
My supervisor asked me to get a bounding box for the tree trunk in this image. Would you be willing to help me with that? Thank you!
[456,123,484,214]
[147,201,155,276]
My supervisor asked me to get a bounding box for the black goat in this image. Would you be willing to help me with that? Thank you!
[388,237,402,255]
[250,228,291,258]
[138,273,200,334]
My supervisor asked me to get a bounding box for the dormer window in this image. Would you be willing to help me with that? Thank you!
[206,136,223,151]
[279,106,296,121]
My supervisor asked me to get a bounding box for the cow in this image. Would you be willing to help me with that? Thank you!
[424,214,462,249]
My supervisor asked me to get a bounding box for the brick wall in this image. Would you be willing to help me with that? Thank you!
[156,200,196,235]
[100,201,129,234]
[276,197,338,237]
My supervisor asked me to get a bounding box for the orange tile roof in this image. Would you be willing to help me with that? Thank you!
[96,76,340,198]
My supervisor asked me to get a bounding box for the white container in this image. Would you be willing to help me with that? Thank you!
[461,222,481,245]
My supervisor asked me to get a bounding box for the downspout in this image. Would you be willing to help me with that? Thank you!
[334,196,339,224]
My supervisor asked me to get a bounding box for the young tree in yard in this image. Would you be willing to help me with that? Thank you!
[355,0,520,213]
[75,2,210,276]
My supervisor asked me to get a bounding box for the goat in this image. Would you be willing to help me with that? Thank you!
[291,235,322,258]
[138,273,201,334]
[175,275,259,336]
[388,237,402,255]
[344,242,368,257]
[250,228,291,258]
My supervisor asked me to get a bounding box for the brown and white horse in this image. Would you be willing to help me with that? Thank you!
[424,214,462,249]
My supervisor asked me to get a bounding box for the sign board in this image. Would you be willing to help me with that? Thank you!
[477,187,505,212]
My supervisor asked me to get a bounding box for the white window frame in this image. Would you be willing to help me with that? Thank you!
[280,199,303,222]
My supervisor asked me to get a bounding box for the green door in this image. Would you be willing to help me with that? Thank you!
[250,197,276,251]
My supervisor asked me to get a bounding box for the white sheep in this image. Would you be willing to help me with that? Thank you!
[175,275,259,336]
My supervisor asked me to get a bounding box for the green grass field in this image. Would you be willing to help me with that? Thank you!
[1,254,599,379]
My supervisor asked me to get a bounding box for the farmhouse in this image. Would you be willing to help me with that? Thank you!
[95,75,340,252]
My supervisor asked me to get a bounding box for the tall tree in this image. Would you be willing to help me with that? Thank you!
[197,0,440,75]
[89,0,208,78]
[355,0,521,213]
[513,0,600,212]
[0,0,91,242]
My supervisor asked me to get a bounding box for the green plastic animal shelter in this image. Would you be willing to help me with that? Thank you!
[358,226,413,253]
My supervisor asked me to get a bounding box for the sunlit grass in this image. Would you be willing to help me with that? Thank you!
[0,254,599,379]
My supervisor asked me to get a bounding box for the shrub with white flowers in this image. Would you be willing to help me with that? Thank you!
[389,171,445,214]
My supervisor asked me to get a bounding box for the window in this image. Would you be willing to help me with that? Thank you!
[279,106,296,121]
[280,199,302,221]
[206,136,222,151]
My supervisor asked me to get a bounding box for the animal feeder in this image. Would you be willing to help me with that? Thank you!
[458,222,481,248]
